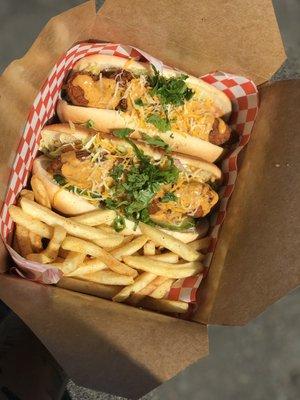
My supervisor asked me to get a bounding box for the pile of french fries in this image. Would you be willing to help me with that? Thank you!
[9,175,210,314]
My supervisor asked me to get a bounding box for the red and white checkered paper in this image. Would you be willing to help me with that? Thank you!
[0,42,258,302]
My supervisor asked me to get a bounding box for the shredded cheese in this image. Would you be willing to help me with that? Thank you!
[42,129,217,216]
[108,74,217,139]
[75,62,217,139]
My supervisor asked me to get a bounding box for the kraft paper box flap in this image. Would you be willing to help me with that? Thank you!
[0,274,208,399]
[93,0,285,85]
[0,1,293,395]
[0,2,208,396]
[0,0,97,202]
[193,80,300,326]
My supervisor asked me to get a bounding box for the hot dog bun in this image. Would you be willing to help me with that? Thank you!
[35,124,220,242]
[57,100,225,163]
[72,55,232,118]
[58,54,232,162]
[33,156,205,243]
[41,123,222,180]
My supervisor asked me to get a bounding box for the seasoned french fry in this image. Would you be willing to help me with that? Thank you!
[139,298,189,314]
[78,270,134,286]
[138,276,169,296]
[27,226,67,264]
[20,189,34,201]
[120,235,135,245]
[101,234,136,253]
[20,198,123,248]
[57,277,188,313]
[148,253,179,263]
[62,236,137,277]
[149,279,174,299]
[139,222,199,261]
[110,235,148,260]
[129,275,170,305]
[29,232,43,252]
[31,175,51,208]
[15,225,33,257]
[66,259,106,277]
[59,251,86,274]
[112,272,156,302]
[189,236,211,252]
[97,225,116,234]
[143,241,155,256]
[78,258,107,270]
[41,225,67,261]
[9,205,52,238]
[26,253,52,263]
[103,235,135,251]
[123,256,203,278]
[67,265,103,277]
[71,209,116,226]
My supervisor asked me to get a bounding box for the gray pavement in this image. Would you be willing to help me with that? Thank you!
[66,289,300,400]
[0,1,299,400]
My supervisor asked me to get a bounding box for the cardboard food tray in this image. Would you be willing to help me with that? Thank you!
[0,1,299,398]
[0,41,259,304]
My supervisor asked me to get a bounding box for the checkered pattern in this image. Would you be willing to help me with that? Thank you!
[0,43,258,296]
[168,71,258,302]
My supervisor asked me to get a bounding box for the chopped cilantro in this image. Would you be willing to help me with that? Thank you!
[146,114,171,132]
[110,164,124,180]
[142,134,170,152]
[113,130,150,163]
[104,198,119,210]
[113,214,126,232]
[113,128,134,139]
[106,136,179,224]
[127,140,149,163]
[52,128,181,228]
[161,192,177,202]
[134,98,144,106]
[148,65,194,106]
[85,119,95,129]
[139,208,154,225]
[88,191,101,199]
[53,174,67,186]
[158,157,179,184]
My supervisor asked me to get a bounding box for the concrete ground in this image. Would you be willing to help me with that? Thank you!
[0,1,299,399]
[68,289,300,400]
